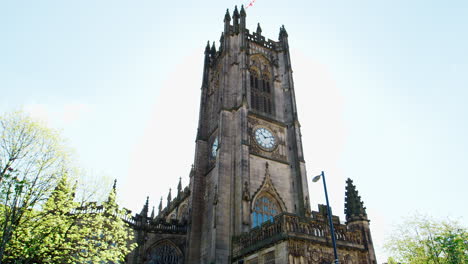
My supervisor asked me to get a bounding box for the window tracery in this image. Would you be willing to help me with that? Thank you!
[145,241,182,264]
[250,68,273,115]
[252,194,280,228]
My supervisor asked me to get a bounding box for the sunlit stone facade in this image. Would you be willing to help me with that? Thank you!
[125,6,377,264]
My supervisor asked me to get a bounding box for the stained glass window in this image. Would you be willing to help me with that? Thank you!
[252,195,280,228]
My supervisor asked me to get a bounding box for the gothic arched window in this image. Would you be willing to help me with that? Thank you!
[250,69,274,115]
[145,241,182,264]
[252,195,280,228]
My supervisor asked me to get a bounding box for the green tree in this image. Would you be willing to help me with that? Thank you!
[385,215,468,264]
[3,175,78,263]
[3,173,136,263]
[0,112,136,263]
[0,111,69,262]
[78,181,136,263]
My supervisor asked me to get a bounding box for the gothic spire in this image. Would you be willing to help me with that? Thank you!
[205,41,210,54]
[150,206,155,219]
[344,178,368,222]
[112,179,117,191]
[158,196,163,214]
[167,188,172,206]
[177,177,182,196]
[210,41,217,56]
[141,196,149,217]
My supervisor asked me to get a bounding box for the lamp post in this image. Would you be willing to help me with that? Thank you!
[312,171,339,264]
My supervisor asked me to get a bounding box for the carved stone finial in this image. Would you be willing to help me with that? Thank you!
[240,5,246,17]
[279,25,288,39]
[158,197,163,213]
[233,5,239,18]
[210,41,217,56]
[141,196,149,217]
[224,9,231,22]
[256,23,262,35]
[150,206,155,219]
[177,177,182,195]
[205,41,210,54]
[167,188,172,205]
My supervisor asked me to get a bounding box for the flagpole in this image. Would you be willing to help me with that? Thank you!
[320,171,339,264]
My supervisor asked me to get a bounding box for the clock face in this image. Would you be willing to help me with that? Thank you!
[211,137,219,158]
[254,127,276,150]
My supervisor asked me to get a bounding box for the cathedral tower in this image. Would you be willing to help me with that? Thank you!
[187,5,311,263]
[127,7,376,264]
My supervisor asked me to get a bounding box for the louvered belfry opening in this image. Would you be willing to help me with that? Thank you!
[250,70,273,115]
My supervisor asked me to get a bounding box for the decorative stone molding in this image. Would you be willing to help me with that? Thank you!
[250,162,287,213]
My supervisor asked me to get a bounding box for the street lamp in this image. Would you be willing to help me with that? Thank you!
[312,171,339,264]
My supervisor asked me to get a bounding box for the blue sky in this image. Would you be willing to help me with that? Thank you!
[1,1,467,262]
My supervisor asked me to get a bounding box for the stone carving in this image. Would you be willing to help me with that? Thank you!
[287,240,305,257]
[243,181,250,201]
[251,162,287,213]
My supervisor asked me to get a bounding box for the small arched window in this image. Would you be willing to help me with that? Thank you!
[252,195,280,228]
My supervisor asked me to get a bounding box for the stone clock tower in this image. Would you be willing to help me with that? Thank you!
[126,6,376,264]
[187,5,312,263]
